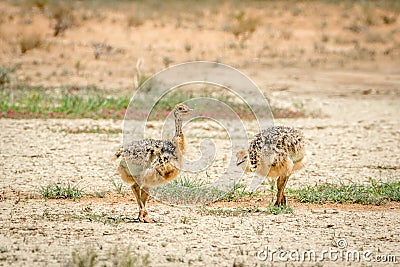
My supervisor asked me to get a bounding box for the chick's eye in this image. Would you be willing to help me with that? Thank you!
[178,107,183,110]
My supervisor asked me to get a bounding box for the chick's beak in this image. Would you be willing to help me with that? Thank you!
[236,158,245,166]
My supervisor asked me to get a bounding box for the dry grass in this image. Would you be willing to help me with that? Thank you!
[0,66,14,85]
[70,245,151,267]
[364,31,387,43]
[48,2,76,36]
[19,33,43,54]
[127,14,145,27]
[227,11,259,43]
[31,0,48,10]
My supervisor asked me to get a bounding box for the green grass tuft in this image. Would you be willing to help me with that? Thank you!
[150,176,224,205]
[220,183,255,201]
[0,84,310,120]
[39,183,83,200]
[85,212,137,224]
[111,179,125,196]
[70,245,150,267]
[199,206,266,216]
[71,247,98,267]
[151,179,265,205]
[199,205,293,217]
[289,179,400,205]
[108,246,150,267]
[56,126,121,134]
[0,84,129,119]
[266,204,293,215]
[150,175,265,205]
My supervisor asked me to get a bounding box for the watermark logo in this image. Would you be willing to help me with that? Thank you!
[335,238,348,250]
[122,61,273,205]
[257,238,397,263]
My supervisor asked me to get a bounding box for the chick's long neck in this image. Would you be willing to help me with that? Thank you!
[173,113,185,156]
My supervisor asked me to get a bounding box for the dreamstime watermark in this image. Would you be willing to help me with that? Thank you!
[123,61,274,205]
[257,238,397,263]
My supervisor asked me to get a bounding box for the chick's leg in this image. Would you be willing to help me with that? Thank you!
[130,184,155,223]
[118,165,145,220]
[119,163,155,222]
[275,175,289,206]
[131,183,146,222]
[274,158,293,207]
[139,187,155,223]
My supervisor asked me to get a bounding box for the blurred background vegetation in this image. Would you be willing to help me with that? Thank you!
[0,0,399,119]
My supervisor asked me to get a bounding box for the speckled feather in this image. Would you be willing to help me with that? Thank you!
[248,126,306,171]
[115,103,190,188]
[115,138,179,178]
[116,139,176,165]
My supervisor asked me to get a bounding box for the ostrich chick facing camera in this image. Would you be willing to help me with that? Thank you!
[236,126,308,207]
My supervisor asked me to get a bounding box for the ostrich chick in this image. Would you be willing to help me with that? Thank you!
[115,103,192,222]
[236,126,308,206]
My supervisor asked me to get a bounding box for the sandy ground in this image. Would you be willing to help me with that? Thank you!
[1,97,399,266]
[1,1,400,266]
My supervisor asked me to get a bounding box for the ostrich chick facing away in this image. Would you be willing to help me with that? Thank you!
[236,126,308,206]
[115,103,192,222]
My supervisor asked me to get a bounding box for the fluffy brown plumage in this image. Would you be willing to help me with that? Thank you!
[115,103,192,222]
[236,126,308,206]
